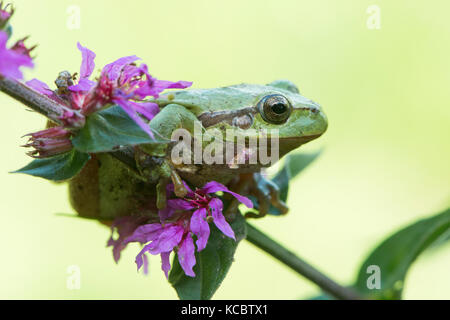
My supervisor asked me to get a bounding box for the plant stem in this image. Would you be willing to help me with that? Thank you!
[245,222,363,300]
[0,76,64,125]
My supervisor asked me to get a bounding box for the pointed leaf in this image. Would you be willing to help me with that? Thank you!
[72,105,169,153]
[169,212,246,300]
[354,208,450,299]
[13,149,90,181]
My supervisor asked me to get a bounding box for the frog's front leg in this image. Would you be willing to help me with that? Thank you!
[134,142,189,209]
[136,104,201,209]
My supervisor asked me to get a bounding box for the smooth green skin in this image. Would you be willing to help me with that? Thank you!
[151,80,327,142]
[71,80,328,220]
[143,80,328,185]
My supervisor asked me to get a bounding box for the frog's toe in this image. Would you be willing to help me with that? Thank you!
[269,188,289,215]
[170,168,188,198]
[265,178,289,215]
[156,179,168,209]
[246,173,289,218]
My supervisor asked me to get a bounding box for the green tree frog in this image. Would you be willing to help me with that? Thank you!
[69,80,327,221]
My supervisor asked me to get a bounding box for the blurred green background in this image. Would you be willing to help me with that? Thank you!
[0,0,449,299]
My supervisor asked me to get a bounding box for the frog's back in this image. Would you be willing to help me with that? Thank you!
[158,83,289,115]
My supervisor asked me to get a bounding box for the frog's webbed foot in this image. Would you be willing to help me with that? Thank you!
[155,164,189,209]
[225,172,289,219]
[245,172,289,219]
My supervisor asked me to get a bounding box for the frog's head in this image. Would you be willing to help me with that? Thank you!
[250,80,328,158]
[160,79,327,164]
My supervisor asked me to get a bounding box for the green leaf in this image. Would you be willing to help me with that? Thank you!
[354,208,450,299]
[13,149,91,181]
[72,105,169,153]
[306,292,334,300]
[268,151,321,215]
[169,212,247,300]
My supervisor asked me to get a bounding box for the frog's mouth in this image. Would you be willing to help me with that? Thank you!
[279,133,323,143]
[277,133,324,156]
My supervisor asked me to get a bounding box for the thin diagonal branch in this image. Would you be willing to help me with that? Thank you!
[0,76,64,125]
[245,222,363,300]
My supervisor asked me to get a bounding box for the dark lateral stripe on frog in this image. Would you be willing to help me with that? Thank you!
[198,106,258,128]
[198,105,318,128]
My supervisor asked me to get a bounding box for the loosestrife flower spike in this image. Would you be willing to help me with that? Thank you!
[0,30,33,79]
[24,41,192,157]
[110,181,252,278]
[82,54,192,137]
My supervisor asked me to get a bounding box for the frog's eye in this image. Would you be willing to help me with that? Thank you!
[258,94,292,124]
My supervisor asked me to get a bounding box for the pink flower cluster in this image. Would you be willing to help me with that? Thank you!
[0,31,33,80]
[108,181,253,278]
[24,42,191,157]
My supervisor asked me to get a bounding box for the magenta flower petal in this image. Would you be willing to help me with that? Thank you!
[68,78,96,92]
[142,253,149,275]
[132,65,192,99]
[202,181,253,208]
[107,216,149,263]
[119,64,143,86]
[161,252,172,279]
[163,80,192,89]
[210,198,235,240]
[124,223,164,244]
[135,78,192,99]
[158,206,175,223]
[26,78,52,95]
[190,208,210,251]
[77,42,96,79]
[103,55,140,81]
[135,244,151,271]
[126,101,160,121]
[115,99,154,138]
[167,198,196,210]
[148,224,184,254]
[178,234,196,277]
[0,31,33,79]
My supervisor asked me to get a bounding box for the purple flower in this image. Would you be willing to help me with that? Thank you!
[165,181,253,250]
[68,42,96,92]
[23,126,72,158]
[26,78,65,103]
[124,221,196,278]
[0,31,33,79]
[25,42,192,140]
[107,216,150,264]
[121,180,252,278]
[132,64,193,99]
[82,54,192,137]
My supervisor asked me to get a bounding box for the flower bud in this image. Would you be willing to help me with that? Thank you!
[23,126,73,158]
[11,36,36,57]
[0,2,13,33]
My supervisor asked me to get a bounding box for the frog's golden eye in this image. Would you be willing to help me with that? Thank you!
[258,94,292,124]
